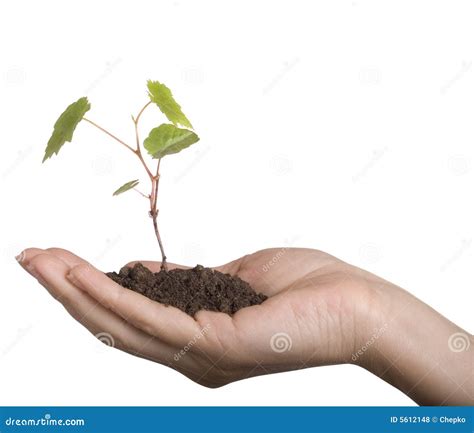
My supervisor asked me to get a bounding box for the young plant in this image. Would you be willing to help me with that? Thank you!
[43,80,199,271]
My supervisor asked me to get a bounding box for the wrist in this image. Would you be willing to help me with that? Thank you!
[353,278,473,405]
[349,277,393,369]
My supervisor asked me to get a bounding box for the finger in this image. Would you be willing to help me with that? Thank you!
[212,256,246,276]
[212,255,281,298]
[27,253,192,369]
[125,260,190,272]
[67,263,201,347]
[16,247,45,267]
[45,247,90,268]
[17,247,88,272]
[125,257,244,277]
[213,248,326,295]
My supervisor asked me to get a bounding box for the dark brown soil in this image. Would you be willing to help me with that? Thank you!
[106,263,267,316]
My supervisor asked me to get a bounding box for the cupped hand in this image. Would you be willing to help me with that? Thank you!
[18,247,474,405]
[18,247,378,388]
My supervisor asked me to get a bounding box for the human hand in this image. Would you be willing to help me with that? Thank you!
[18,247,473,405]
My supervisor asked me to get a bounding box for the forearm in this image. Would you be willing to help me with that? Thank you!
[358,282,473,405]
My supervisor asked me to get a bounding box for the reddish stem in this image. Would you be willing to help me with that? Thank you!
[85,102,168,269]
[133,103,168,271]
[83,118,135,153]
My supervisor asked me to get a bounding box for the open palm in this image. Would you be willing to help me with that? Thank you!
[19,247,374,387]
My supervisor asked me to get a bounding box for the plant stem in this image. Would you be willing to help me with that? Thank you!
[133,188,149,199]
[84,105,169,270]
[151,206,167,271]
[136,146,154,179]
[149,158,167,271]
[132,102,168,270]
[83,118,135,154]
[84,116,154,178]
[135,101,152,124]
[132,106,154,179]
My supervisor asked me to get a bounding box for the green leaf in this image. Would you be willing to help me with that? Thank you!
[43,97,91,162]
[113,179,139,196]
[147,80,193,129]
[144,124,199,159]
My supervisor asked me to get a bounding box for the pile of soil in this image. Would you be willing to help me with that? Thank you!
[106,263,267,316]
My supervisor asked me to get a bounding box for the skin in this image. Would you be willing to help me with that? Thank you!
[17,247,473,405]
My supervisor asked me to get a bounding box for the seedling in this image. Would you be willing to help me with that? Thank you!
[43,80,267,315]
[43,80,200,271]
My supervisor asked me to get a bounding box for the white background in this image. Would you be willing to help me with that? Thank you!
[0,0,472,406]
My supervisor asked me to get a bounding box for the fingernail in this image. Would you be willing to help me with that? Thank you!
[15,251,26,263]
